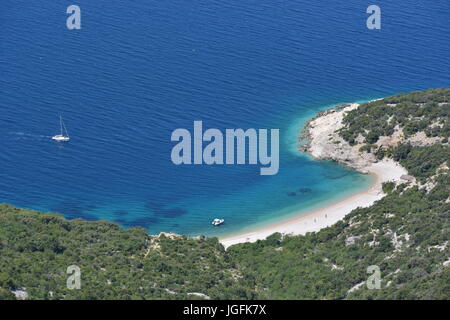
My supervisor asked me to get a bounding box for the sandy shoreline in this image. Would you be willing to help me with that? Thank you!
[220,102,408,249]
[220,160,406,248]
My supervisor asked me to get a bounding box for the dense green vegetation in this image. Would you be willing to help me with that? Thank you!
[0,206,255,300]
[392,144,450,181]
[339,88,450,146]
[0,89,448,300]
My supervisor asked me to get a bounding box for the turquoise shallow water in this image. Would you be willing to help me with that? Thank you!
[1,1,449,236]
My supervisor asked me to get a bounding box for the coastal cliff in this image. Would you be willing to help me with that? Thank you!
[299,91,449,177]
[299,103,378,173]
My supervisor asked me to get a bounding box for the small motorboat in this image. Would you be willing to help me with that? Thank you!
[211,218,225,226]
[52,115,70,142]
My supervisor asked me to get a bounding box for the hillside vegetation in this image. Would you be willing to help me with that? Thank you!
[0,206,255,300]
[0,89,449,300]
[339,88,450,146]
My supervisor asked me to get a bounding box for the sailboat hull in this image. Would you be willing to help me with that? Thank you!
[52,135,70,142]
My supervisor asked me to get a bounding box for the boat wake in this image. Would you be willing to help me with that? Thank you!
[9,132,52,141]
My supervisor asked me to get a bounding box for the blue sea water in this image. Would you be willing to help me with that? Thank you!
[1,1,449,237]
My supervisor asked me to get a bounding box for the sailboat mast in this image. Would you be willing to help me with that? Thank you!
[60,115,63,135]
[63,119,69,137]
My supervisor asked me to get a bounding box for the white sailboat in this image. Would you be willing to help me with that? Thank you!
[52,116,70,142]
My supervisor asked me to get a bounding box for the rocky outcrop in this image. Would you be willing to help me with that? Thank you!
[299,103,377,173]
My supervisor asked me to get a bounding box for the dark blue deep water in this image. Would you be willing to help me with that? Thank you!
[1,1,449,236]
